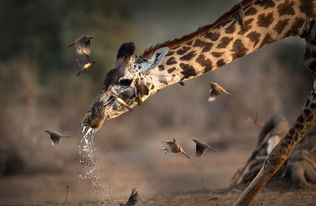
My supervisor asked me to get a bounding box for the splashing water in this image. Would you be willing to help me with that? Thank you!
[79,126,116,203]
[79,126,99,188]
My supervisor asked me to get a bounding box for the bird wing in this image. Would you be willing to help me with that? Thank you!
[207,144,216,152]
[210,87,221,96]
[126,189,138,206]
[196,143,206,157]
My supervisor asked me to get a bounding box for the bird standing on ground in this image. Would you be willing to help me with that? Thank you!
[162,137,191,159]
[119,188,139,206]
[192,138,216,157]
[208,82,231,102]
[44,130,71,146]
[68,36,96,76]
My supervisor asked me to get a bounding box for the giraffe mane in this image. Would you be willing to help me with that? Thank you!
[142,0,256,58]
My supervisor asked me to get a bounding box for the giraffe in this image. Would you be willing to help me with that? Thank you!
[81,0,316,205]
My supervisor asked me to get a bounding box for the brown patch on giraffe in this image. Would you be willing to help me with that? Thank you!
[193,39,213,52]
[166,57,177,65]
[167,67,176,73]
[256,0,275,9]
[288,128,295,135]
[244,7,257,16]
[274,19,289,34]
[216,59,226,67]
[177,46,191,55]
[180,63,197,80]
[303,109,311,116]
[180,51,197,61]
[151,85,155,90]
[217,37,233,48]
[259,33,275,48]
[246,31,260,47]
[238,18,254,34]
[204,32,220,41]
[295,123,304,130]
[211,52,224,57]
[257,12,274,28]
[165,51,175,57]
[158,65,165,71]
[297,114,304,123]
[306,115,314,122]
[277,0,295,16]
[231,39,248,60]
[286,17,305,36]
[196,54,213,73]
[300,0,314,17]
[186,41,193,46]
[225,22,236,34]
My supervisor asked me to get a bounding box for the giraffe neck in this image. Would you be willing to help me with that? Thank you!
[142,0,315,94]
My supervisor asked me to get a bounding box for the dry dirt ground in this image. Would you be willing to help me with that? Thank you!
[1,133,316,206]
[21,183,316,206]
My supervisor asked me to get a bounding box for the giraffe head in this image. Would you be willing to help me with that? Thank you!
[81,42,169,131]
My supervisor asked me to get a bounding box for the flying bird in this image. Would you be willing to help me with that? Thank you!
[68,35,95,55]
[192,138,216,157]
[44,130,71,146]
[75,54,97,76]
[119,188,139,206]
[208,81,231,102]
[162,137,191,159]
[68,35,96,76]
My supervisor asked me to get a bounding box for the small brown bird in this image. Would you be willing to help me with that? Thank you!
[68,35,96,76]
[192,138,216,157]
[75,54,97,76]
[208,81,231,102]
[162,137,191,159]
[119,188,139,206]
[68,35,95,55]
[44,130,71,146]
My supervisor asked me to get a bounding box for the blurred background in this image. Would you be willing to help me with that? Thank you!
[0,0,313,204]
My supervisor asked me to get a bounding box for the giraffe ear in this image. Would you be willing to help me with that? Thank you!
[138,47,169,73]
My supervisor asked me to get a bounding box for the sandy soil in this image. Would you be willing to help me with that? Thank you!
[1,134,315,206]
[17,183,316,206]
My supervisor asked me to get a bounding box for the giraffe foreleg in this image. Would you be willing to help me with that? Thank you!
[233,81,316,206]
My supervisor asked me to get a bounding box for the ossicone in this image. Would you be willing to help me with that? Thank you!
[116,42,136,59]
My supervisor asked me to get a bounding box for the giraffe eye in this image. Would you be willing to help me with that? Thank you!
[119,78,132,86]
